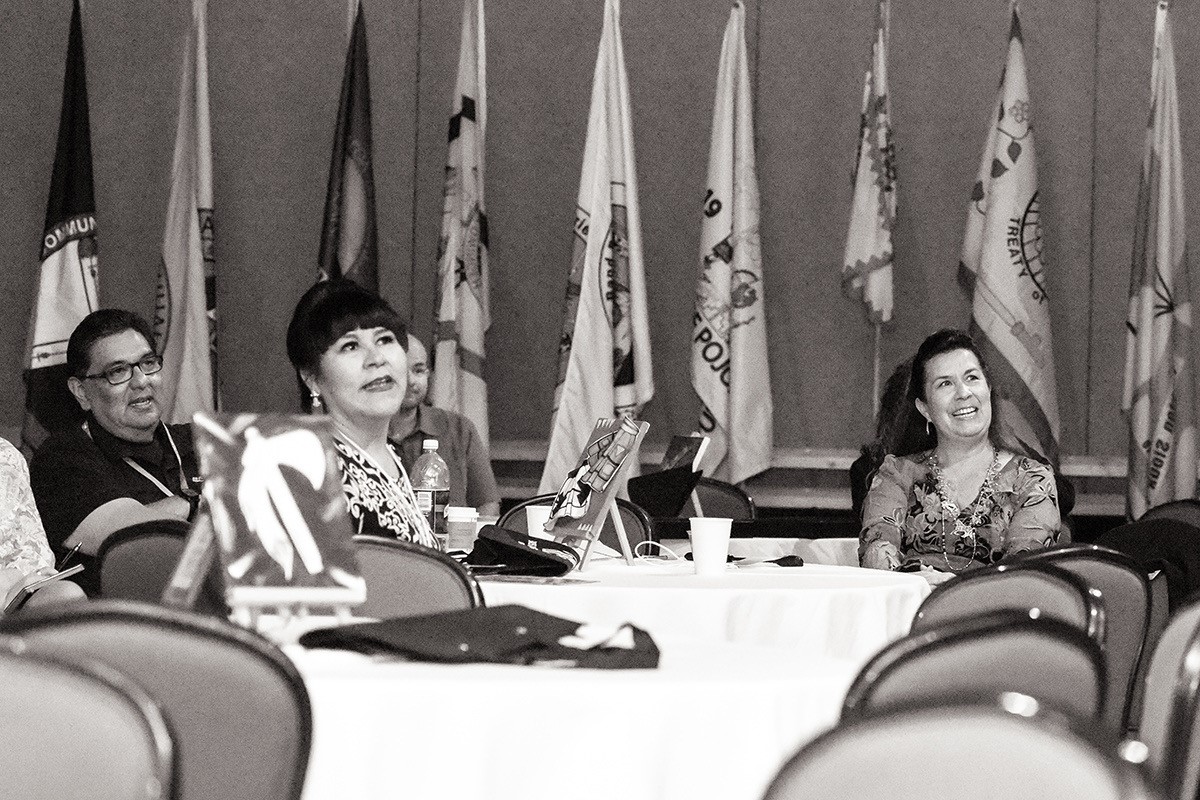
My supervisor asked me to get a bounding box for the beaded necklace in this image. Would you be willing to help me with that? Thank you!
[929,448,1001,570]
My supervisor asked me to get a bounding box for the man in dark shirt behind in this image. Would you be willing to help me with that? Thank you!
[30,309,201,594]
[390,334,500,517]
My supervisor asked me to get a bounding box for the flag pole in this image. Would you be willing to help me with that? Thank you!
[872,322,882,418]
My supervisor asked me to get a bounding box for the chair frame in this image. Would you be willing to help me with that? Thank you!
[95,518,227,614]
[0,636,176,800]
[0,600,313,800]
[499,493,656,546]
[1153,595,1200,800]
[911,561,1105,642]
[689,476,756,519]
[1015,543,1152,731]
[842,609,1107,724]
[766,693,1145,800]
[353,534,485,609]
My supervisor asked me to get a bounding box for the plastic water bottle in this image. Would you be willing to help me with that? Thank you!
[412,439,450,547]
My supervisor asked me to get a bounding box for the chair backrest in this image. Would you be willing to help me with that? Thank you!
[765,696,1151,800]
[96,519,226,615]
[1128,562,1175,731]
[682,477,756,519]
[843,610,1106,725]
[498,493,655,552]
[1141,499,1200,529]
[1137,594,1200,800]
[910,562,1104,642]
[352,534,483,618]
[0,636,175,800]
[0,600,311,800]
[1017,544,1151,732]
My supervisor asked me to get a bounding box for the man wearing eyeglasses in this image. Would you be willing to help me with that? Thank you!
[30,309,201,594]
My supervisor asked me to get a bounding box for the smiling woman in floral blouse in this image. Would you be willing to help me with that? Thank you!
[859,329,1061,584]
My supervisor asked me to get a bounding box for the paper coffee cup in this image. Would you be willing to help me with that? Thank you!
[525,505,553,539]
[689,517,732,575]
[445,506,479,552]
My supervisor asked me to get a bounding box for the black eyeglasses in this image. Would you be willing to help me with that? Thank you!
[82,354,164,386]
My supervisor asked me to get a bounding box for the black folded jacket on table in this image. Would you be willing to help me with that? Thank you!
[299,604,660,669]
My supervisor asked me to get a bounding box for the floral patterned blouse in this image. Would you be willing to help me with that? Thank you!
[859,451,1061,573]
[333,437,439,550]
[0,438,55,575]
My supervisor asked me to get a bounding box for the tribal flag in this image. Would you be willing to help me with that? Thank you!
[538,0,653,494]
[22,0,100,451]
[429,0,492,447]
[1122,0,1198,520]
[958,4,1060,466]
[317,1,378,290]
[156,0,218,423]
[693,1,773,485]
[841,0,895,326]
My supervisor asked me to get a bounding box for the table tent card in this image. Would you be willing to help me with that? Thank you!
[542,417,649,566]
[659,434,710,472]
[191,412,365,615]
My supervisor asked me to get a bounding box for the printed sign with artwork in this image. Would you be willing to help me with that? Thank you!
[540,417,649,564]
[192,412,365,609]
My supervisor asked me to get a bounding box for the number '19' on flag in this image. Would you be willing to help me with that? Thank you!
[693,1,773,485]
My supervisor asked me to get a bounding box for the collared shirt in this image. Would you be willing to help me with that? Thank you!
[389,404,500,510]
[30,415,201,554]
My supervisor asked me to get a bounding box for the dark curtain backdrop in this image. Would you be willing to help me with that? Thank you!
[2,0,1196,461]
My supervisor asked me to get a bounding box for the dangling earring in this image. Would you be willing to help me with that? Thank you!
[310,390,322,410]
[925,418,932,436]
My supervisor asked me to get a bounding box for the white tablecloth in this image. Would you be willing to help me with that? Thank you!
[293,641,859,800]
[479,560,929,661]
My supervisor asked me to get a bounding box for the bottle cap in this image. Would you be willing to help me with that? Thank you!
[422,439,439,450]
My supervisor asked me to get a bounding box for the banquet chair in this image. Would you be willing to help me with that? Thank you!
[0,637,175,800]
[681,477,756,519]
[1017,544,1151,733]
[1141,498,1200,528]
[352,534,483,618]
[1127,562,1176,731]
[1134,593,1200,800]
[909,561,1104,642]
[96,518,227,615]
[498,493,655,552]
[0,600,311,800]
[842,610,1106,725]
[765,694,1154,800]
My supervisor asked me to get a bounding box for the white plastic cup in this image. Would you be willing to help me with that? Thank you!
[689,518,733,575]
[445,506,479,552]
[525,505,553,539]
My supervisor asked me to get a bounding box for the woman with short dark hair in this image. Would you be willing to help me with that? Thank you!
[859,329,1061,582]
[287,280,437,548]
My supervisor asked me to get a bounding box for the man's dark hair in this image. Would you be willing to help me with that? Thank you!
[66,309,156,377]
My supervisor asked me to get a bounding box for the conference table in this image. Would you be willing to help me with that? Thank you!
[292,557,930,800]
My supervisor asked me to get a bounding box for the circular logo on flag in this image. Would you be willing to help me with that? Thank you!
[1019,193,1048,304]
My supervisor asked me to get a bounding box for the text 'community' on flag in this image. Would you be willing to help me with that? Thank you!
[429,0,492,447]
[693,1,773,485]
[958,5,1061,466]
[539,0,653,494]
[842,0,896,327]
[318,1,379,291]
[156,0,218,423]
[1122,0,1198,520]
[23,0,99,451]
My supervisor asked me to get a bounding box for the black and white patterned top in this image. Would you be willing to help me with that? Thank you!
[333,437,438,550]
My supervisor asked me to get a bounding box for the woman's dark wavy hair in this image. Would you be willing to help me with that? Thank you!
[286,279,408,410]
[907,328,1004,448]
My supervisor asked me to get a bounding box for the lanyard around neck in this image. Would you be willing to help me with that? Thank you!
[82,420,193,499]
